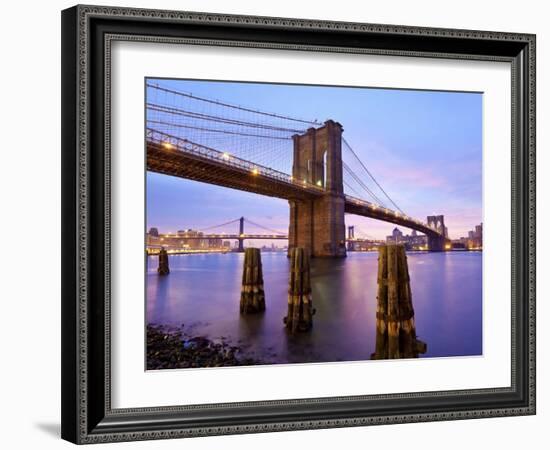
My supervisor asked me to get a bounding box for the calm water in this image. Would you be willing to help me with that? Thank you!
[146,252,482,364]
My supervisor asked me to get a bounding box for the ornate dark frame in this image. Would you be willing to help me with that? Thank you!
[61,4,536,444]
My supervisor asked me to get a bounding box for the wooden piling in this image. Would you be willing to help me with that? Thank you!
[157,248,170,275]
[371,244,426,359]
[284,247,315,333]
[240,248,266,313]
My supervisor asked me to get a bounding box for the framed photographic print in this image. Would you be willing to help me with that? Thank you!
[61,5,536,444]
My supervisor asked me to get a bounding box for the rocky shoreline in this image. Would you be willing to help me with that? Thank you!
[146,324,262,370]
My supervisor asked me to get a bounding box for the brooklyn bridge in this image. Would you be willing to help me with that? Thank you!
[146,83,449,256]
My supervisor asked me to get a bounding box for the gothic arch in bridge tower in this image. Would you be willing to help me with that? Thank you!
[288,120,347,258]
[426,214,447,251]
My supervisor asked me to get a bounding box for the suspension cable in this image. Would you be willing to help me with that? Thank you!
[197,218,241,232]
[343,162,387,208]
[243,218,286,235]
[148,120,293,140]
[343,137,405,214]
[147,103,307,133]
[147,83,321,126]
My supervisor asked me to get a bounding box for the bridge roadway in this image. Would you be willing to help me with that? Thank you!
[147,136,444,241]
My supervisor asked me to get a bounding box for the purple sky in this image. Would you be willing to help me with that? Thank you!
[146,79,482,241]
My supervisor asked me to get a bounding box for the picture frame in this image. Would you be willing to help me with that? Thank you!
[61,4,536,444]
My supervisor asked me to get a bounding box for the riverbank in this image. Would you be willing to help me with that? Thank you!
[146,324,262,370]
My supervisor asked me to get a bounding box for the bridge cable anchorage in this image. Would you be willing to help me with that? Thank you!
[147,83,322,126]
[342,137,406,215]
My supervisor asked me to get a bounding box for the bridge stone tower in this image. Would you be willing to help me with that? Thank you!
[288,120,346,258]
[237,216,245,252]
[347,226,355,251]
[426,215,447,251]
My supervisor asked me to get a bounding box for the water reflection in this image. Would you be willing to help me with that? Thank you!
[146,251,482,366]
[371,315,427,360]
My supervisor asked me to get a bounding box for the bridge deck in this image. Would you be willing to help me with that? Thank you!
[344,198,443,237]
[147,137,443,239]
[147,140,324,201]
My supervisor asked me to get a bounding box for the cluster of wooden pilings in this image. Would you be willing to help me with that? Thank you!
[371,244,426,359]
[239,248,266,313]
[238,246,315,334]
[155,241,426,355]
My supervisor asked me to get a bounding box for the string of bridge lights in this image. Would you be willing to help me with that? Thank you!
[146,83,444,235]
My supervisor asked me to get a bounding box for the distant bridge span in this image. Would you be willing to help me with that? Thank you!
[161,234,288,240]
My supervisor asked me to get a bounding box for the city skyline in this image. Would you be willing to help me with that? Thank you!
[146,79,482,240]
[145,221,483,250]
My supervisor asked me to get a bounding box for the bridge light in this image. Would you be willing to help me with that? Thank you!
[303,179,307,185]
[251,168,259,176]
[316,180,322,187]
[162,142,173,150]
[222,152,230,160]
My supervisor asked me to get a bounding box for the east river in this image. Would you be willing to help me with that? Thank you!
[146,251,482,365]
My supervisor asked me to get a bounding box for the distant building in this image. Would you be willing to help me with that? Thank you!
[462,223,483,249]
[148,227,159,237]
[386,227,403,244]
[386,227,426,249]
[208,238,223,248]
[475,224,483,239]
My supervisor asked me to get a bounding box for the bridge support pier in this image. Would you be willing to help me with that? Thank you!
[287,120,346,258]
[426,215,447,252]
[427,235,445,252]
[347,226,355,251]
[288,195,346,258]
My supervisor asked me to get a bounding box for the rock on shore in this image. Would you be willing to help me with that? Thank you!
[147,324,261,370]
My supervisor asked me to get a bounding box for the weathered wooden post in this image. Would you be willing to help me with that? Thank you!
[284,247,315,333]
[157,247,170,275]
[371,244,426,359]
[240,248,266,313]
[372,245,389,359]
